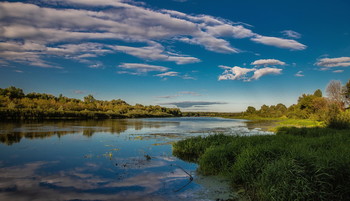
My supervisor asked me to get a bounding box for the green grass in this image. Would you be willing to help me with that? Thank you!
[277,118,324,127]
[229,116,325,131]
[172,127,350,201]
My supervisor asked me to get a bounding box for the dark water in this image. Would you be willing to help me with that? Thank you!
[0,117,273,201]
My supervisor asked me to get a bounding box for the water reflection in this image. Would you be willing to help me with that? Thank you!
[0,161,194,201]
[0,117,273,201]
[0,119,180,145]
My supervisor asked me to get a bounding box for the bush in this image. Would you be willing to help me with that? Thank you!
[327,110,350,129]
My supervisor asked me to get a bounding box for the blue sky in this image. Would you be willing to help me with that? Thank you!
[0,0,349,112]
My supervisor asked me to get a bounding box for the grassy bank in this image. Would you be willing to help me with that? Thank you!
[173,127,350,201]
[240,116,325,131]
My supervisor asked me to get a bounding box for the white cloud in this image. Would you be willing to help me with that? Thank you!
[117,63,169,75]
[163,101,226,108]
[181,74,196,80]
[315,57,350,68]
[218,66,282,81]
[88,63,103,69]
[111,42,200,64]
[156,95,179,99]
[178,33,239,53]
[218,66,255,81]
[295,71,304,77]
[281,30,301,39]
[251,59,286,66]
[156,91,201,99]
[205,24,255,39]
[251,35,306,50]
[218,65,233,70]
[0,1,306,70]
[154,71,196,80]
[154,71,179,77]
[251,67,282,80]
[0,50,61,68]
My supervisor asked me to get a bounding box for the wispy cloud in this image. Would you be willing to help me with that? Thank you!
[181,74,196,80]
[295,71,304,77]
[117,63,169,75]
[156,95,179,99]
[157,91,201,99]
[281,30,301,39]
[110,42,200,65]
[315,57,350,68]
[154,71,196,80]
[251,59,286,66]
[333,70,344,73]
[178,34,240,53]
[88,63,103,69]
[155,71,179,77]
[163,101,226,108]
[251,35,306,50]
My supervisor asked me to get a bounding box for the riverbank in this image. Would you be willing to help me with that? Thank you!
[234,116,325,131]
[0,108,181,120]
[173,127,350,201]
[183,112,326,131]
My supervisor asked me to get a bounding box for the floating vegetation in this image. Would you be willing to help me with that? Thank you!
[103,152,113,160]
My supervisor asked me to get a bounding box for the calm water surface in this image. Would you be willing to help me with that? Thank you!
[0,117,273,201]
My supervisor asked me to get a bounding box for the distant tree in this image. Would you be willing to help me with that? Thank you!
[344,79,350,107]
[259,105,269,117]
[326,80,344,109]
[245,106,257,114]
[313,89,323,97]
[84,94,96,103]
[0,86,25,99]
[276,103,287,112]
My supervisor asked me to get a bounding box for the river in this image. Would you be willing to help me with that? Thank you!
[0,117,273,201]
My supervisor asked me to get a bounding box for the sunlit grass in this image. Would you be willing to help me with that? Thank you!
[173,127,350,201]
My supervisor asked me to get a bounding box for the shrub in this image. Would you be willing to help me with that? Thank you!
[327,110,350,129]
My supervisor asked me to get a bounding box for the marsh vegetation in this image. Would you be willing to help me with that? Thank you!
[173,127,350,201]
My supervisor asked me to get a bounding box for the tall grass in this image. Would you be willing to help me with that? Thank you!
[173,127,350,201]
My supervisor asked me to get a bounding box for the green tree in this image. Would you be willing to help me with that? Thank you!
[313,89,323,97]
[344,79,350,107]
[259,105,269,117]
[84,94,96,103]
[0,86,25,99]
[245,106,257,115]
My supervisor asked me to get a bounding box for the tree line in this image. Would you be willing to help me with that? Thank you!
[0,86,182,120]
[243,80,350,128]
